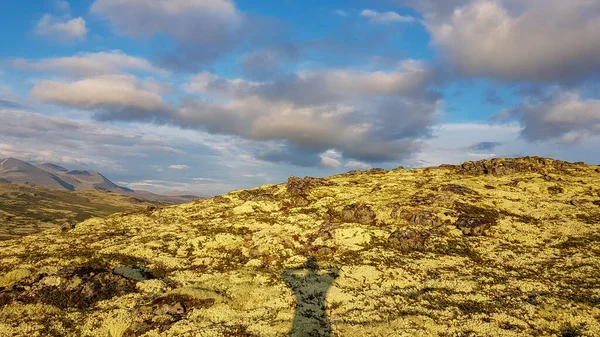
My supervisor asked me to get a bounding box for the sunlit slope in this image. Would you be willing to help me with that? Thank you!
[0,184,157,240]
[0,157,599,336]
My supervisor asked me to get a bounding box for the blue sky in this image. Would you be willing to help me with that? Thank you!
[1,0,599,196]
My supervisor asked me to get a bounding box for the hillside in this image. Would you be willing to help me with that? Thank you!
[0,157,599,336]
[0,158,199,204]
[0,184,160,241]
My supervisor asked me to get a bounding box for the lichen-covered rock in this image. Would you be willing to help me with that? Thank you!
[123,293,215,336]
[388,229,430,252]
[548,185,564,194]
[457,156,571,176]
[453,202,499,236]
[113,265,154,281]
[444,184,478,195]
[0,266,137,309]
[340,203,376,225]
[403,209,441,226]
[286,176,329,196]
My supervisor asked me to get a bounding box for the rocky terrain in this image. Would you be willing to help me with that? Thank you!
[0,157,599,336]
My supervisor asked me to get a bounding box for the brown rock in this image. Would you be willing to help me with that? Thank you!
[548,185,564,195]
[124,294,215,336]
[286,176,330,196]
[388,229,430,252]
[340,203,376,225]
[0,266,137,310]
[444,184,478,195]
[403,210,441,226]
[411,193,436,206]
[453,202,499,236]
[458,157,570,176]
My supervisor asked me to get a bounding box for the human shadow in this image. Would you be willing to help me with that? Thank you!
[282,257,340,337]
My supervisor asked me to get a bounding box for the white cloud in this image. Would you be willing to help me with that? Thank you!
[361,9,417,24]
[169,164,190,170]
[320,155,341,168]
[345,161,372,170]
[13,51,167,78]
[30,74,171,120]
[57,60,439,165]
[35,14,87,41]
[186,60,435,100]
[423,0,600,82]
[494,88,600,142]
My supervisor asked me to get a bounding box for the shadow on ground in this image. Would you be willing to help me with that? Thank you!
[283,257,340,337]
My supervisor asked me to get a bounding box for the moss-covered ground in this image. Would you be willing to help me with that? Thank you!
[0,157,599,336]
[0,184,161,240]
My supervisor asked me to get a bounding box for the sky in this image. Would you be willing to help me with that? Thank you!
[1,0,599,196]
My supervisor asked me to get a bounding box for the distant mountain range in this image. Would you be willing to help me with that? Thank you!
[0,158,199,204]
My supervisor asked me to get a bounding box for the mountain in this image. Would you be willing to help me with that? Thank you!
[36,163,133,194]
[0,158,199,203]
[0,157,599,336]
[0,158,75,190]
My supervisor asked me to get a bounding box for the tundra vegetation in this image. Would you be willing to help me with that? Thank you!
[0,184,160,240]
[0,157,599,336]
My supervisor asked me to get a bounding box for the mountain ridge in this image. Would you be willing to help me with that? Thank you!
[0,158,199,203]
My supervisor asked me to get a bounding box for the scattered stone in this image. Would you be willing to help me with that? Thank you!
[548,185,564,195]
[415,179,431,188]
[453,202,499,236]
[388,229,430,252]
[458,157,570,176]
[593,200,600,207]
[403,210,441,226]
[570,200,582,207]
[124,294,215,336]
[113,266,154,281]
[368,168,387,175]
[505,179,521,187]
[212,195,231,204]
[0,266,137,309]
[387,203,402,218]
[285,176,331,208]
[444,184,478,195]
[60,222,75,231]
[340,203,376,225]
[371,184,383,192]
[484,185,496,190]
[411,193,436,206]
[286,176,330,196]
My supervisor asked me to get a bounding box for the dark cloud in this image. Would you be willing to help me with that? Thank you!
[255,144,322,167]
[493,88,600,142]
[468,141,500,152]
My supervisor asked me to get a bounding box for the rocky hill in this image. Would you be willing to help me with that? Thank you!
[0,157,599,336]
